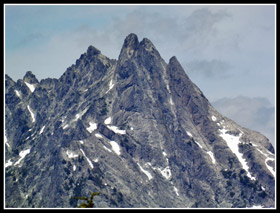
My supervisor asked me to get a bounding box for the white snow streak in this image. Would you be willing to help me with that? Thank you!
[4,132,10,148]
[14,148,31,166]
[137,163,153,180]
[15,90,21,98]
[169,97,174,105]
[95,133,103,139]
[265,158,275,178]
[256,148,275,178]
[219,128,256,181]
[104,117,126,134]
[80,149,94,169]
[166,84,171,94]
[173,186,180,196]
[194,141,203,149]
[107,125,126,135]
[66,150,79,159]
[105,79,114,94]
[206,151,216,164]
[73,108,88,122]
[24,82,36,93]
[27,105,35,123]
[110,141,121,155]
[62,124,69,129]
[103,145,112,152]
[39,126,46,134]
[86,122,97,133]
[186,131,193,137]
[104,117,112,125]
[73,165,76,171]
[5,159,13,168]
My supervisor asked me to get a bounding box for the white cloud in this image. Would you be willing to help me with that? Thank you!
[186,59,232,78]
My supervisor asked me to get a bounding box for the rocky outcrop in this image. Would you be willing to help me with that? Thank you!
[5,33,275,208]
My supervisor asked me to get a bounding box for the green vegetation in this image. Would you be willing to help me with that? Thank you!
[72,192,100,208]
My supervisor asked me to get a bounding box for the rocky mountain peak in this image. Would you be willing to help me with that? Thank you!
[87,45,101,56]
[140,37,155,50]
[5,33,275,208]
[23,71,39,84]
[119,33,139,61]
[123,33,139,48]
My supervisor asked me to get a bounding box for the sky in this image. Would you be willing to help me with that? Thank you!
[4,4,276,146]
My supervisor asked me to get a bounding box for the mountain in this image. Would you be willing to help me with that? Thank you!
[5,33,275,208]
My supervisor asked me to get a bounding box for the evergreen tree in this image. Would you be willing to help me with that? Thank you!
[72,192,100,208]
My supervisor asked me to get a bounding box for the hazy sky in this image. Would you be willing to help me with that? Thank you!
[4,4,276,146]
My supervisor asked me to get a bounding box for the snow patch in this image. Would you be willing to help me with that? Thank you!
[27,105,36,123]
[173,186,179,196]
[194,141,203,149]
[5,159,13,168]
[110,141,121,155]
[95,133,103,139]
[105,79,114,94]
[86,121,97,133]
[265,157,275,178]
[4,132,10,148]
[166,84,171,94]
[206,151,216,164]
[73,165,76,171]
[212,115,217,121]
[157,166,172,180]
[169,97,174,106]
[104,117,112,125]
[246,205,264,209]
[219,128,256,181]
[78,140,84,144]
[15,90,21,98]
[24,82,36,93]
[186,131,192,137]
[73,108,88,122]
[39,125,45,134]
[66,150,79,159]
[103,145,112,153]
[137,163,153,180]
[62,124,69,129]
[107,125,126,135]
[14,148,31,166]
[80,149,94,169]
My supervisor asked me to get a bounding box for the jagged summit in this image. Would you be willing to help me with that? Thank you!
[23,71,39,84]
[5,33,275,208]
[87,45,101,56]
[140,37,156,51]
[124,33,139,46]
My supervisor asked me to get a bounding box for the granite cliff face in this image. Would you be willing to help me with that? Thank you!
[5,33,275,208]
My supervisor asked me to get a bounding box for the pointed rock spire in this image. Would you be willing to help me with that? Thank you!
[140,38,156,51]
[87,45,101,56]
[23,71,39,84]
[119,33,139,61]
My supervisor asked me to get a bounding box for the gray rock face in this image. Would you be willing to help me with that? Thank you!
[5,33,275,208]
